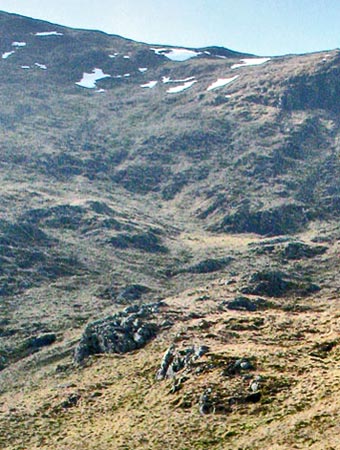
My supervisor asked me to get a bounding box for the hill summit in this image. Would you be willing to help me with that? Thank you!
[0,11,339,450]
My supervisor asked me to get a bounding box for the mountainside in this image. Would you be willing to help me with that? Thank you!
[0,11,339,450]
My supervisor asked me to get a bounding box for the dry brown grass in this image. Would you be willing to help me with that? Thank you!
[1,278,339,450]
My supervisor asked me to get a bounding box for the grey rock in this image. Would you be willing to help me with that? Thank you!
[156,344,209,380]
[222,358,255,376]
[199,388,213,415]
[74,303,160,363]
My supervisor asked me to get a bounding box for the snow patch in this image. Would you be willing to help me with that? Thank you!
[21,65,30,69]
[140,81,158,89]
[109,53,119,58]
[167,80,197,93]
[123,73,130,77]
[123,55,130,59]
[35,63,47,70]
[96,89,105,93]
[207,76,239,91]
[2,51,15,59]
[76,68,111,89]
[151,47,201,61]
[12,42,26,47]
[138,67,148,73]
[35,31,63,36]
[231,58,270,69]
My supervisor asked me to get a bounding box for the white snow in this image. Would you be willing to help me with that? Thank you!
[109,53,119,58]
[123,73,131,77]
[35,31,63,36]
[12,42,26,47]
[138,67,148,73]
[123,55,130,59]
[167,80,197,93]
[35,63,47,70]
[96,89,105,93]
[231,58,271,69]
[140,81,158,88]
[75,68,111,89]
[162,76,196,84]
[151,47,201,61]
[207,76,239,91]
[2,51,15,59]
[21,65,30,69]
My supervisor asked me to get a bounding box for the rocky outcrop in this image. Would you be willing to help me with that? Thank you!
[74,302,164,363]
[250,239,328,260]
[108,230,168,253]
[216,203,310,236]
[282,67,340,113]
[281,241,328,259]
[220,296,271,312]
[183,257,233,274]
[241,270,320,297]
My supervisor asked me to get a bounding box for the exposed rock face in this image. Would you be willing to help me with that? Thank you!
[74,302,163,363]
[282,67,340,113]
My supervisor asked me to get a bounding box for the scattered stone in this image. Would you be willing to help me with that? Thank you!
[249,375,262,392]
[222,358,255,376]
[160,320,174,329]
[199,388,213,414]
[156,344,209,380]
[244,391,262,403]
[61,393,80,409]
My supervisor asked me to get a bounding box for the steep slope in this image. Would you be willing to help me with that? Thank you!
[0,11,339,450]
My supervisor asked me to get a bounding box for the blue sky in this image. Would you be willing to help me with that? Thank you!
[0,0,339,55]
